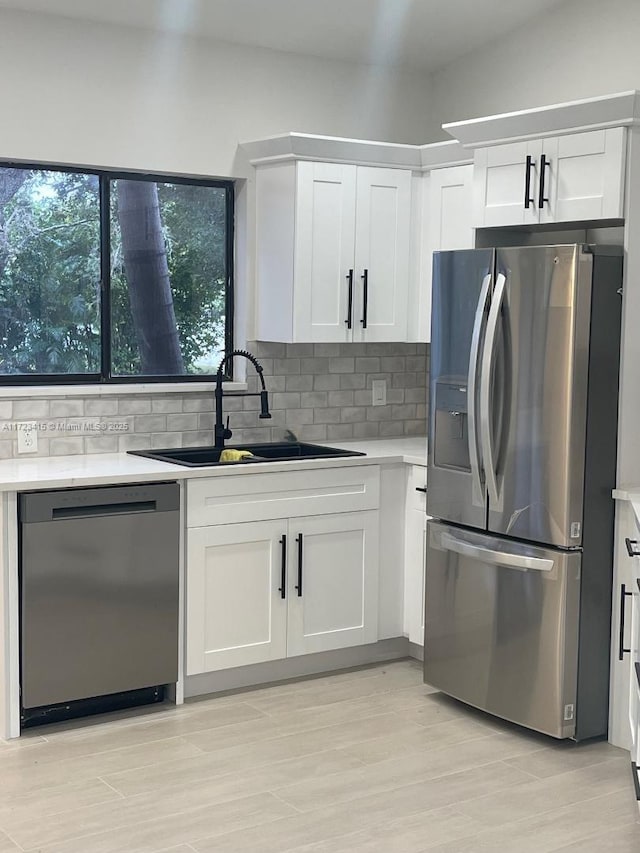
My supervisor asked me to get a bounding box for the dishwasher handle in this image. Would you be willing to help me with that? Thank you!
[19,482,180,523]
[52,501,157,520]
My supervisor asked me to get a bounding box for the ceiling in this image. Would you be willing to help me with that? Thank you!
[0,0,569,71]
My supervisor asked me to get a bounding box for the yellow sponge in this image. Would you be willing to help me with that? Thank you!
[219,449,254,463]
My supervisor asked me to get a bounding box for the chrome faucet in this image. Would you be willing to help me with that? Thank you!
[214,350,271,449]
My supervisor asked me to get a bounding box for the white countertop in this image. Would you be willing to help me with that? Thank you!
[613,486,640,502]
[613,485,640,528]
[0,436,427,492]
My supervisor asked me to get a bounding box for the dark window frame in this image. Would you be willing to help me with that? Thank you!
[0,162,235,385]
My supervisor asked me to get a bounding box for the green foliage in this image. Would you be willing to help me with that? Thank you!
[0,168,229,377]
[0,170,100,374]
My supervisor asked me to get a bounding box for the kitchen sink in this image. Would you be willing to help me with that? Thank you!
[127,441,365,467]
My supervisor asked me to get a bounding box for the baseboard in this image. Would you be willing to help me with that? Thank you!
[184,637,410,700]
[408,641,424,662]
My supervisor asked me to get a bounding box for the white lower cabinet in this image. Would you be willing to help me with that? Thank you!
[185,468,381,677]
[286,511,379,657]
[186,520,287,675]
[404,465,429,647]
[187,510,379,674]
[612,504,640,810]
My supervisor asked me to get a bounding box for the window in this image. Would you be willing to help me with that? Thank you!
[0,165,233,383]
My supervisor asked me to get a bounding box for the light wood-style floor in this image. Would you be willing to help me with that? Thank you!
[0,659,638,852]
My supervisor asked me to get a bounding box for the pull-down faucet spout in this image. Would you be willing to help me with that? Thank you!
[214,350,271,450]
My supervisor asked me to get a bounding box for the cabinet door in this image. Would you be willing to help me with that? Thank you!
[186,521,287,674]
[404,465,428,647]
[629,582,640,762]
[405,510,428,647]
[286,511,379,656]
[473,141,541,227]
[353,167,411,342]
[293,161,357,342]
[415,165,475,342]
[540,128,626,223]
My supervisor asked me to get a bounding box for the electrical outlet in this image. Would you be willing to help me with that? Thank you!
[371,379,387,407]
[17,422,38,454]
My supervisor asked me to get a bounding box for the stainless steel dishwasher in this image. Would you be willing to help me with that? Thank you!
[19,482,180,726]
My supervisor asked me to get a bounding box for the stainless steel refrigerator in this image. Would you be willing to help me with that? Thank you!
[425,244,622,740]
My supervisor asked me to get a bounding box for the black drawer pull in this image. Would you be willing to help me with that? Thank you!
[279,535,287,599]
[626,537,640,557]
[345,269,354,329]
[524,155,535,209]
[361,269,369,329]
[538,154,550,208]
[619,583,632,660]
[415,487,427,494]
[632,762,640,802]
[295,533,303,597]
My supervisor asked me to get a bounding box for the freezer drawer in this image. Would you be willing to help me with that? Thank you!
[424,520,581,739]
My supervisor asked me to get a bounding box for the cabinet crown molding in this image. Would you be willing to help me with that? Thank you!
[444,90,640,149]
[240,132,471,171]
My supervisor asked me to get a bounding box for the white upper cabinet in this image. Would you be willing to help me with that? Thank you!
[409,164,474,343]
[294,162,357,342]
[473,141,540,227]
[473,128,626,228]
[255,161,412,343]
[427,165,475,251]
[352,167,411,343]
[540,128,626,223]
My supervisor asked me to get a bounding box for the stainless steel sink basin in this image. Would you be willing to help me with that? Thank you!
[127,441,365,467]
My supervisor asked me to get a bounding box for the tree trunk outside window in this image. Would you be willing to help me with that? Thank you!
[0,169,27,280]
[116,180,184,374]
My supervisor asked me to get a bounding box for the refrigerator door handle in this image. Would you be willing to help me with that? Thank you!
[480,272,506,507]
[440,531,554,572]
[467,273,492,503]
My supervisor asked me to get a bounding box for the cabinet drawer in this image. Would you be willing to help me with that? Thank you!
[187,465,380,527]
[408,464,427,512]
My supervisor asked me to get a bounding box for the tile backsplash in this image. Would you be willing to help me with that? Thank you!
[242,342,428,444]
[0,342,428,458]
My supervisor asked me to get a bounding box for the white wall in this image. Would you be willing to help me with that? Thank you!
[0,8,435,178]
[431,0,640,132]
[0,8,434,342]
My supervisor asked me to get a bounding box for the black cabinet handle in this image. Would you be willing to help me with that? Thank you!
[538,154,550,208]
[524,155,535,209]
[279,535,287,599]
[619,583,632,660]
[626,537,640,557]
[632,762,640,802]
[295,533,303,597]
[345,269,354,329]
[361,269,369,329]
[415,487,427,494]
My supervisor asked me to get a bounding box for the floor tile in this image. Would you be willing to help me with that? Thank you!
[272,806,483,853]
[0,776,122,826]
[505,737,624,778]
[35,792,296,853]
[1,660,637,853]
[104,746,364,800]
[455,755,630,827]
[0,831,19,853]
[0,736,203,798]
[439,788,640,851]
[192,762,533,853]
[549,820,640,852]
[275,732,544,812]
